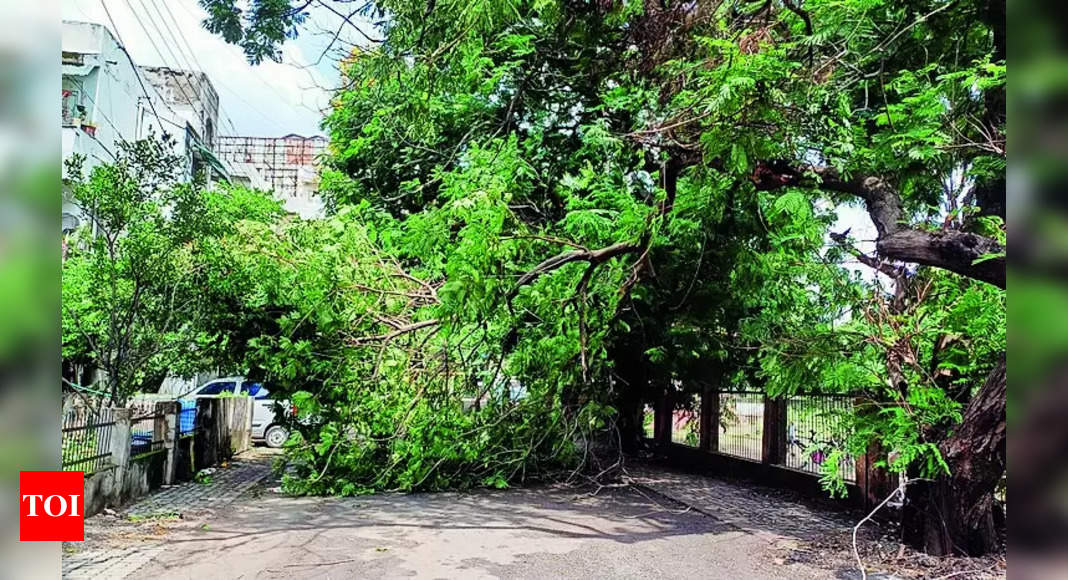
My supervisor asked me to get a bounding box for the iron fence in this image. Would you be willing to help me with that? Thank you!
[61,407,114,474]
[784,394,856,482]
[646,390,860,484]
[670,404,701,447]
[716,391,765,461]
[129,412,165,458]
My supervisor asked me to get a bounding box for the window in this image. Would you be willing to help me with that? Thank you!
[240,382,267,398]
[198,381,236,396]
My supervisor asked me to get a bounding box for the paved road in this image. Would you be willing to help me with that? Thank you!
[134,484,833,579]
[65,451,864,579]
[63,449,276,579]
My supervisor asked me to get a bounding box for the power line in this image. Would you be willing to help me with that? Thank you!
[217,84,289,133]
[145,0,242,137]
[148,0,238,135]
[141,0,206,104]
[172,0,297,108]
[99,0,166,134]
[173,0,321,137]
[121,0,167,67]
[142,0,285,136]
[126,0,253,148]
[153,0,207,72]
[168,0,242,124]
[127,0,202,109]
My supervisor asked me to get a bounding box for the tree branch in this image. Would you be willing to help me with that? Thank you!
[754,164,1005,288]
[508,241,642,301]
[349,319,440,345]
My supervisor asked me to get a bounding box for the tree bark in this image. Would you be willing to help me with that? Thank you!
[610,339,650,454]
[904,353,1006,555]
[752,164,1006,288]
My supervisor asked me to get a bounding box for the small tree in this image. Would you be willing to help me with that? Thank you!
[61,136,275,404]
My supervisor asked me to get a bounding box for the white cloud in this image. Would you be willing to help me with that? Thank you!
[63,0,336,137]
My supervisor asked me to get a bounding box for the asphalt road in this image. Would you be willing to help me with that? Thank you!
[133,484,833,579]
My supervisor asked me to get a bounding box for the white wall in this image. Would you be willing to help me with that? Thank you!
[62,21,195,231]
[62,21,188,176]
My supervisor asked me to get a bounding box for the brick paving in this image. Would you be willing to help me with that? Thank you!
[126,454,273,517]
[624,462,856,539]
[62,449,275,580]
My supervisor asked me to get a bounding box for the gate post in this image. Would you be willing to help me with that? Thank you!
[761,395,787,465]
[654,388,672,445]
[155,401,179,485]
[700,388,719,452]
[108,408,132,504]
[854,396,893,509]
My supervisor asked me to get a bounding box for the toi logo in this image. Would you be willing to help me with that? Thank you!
[19,471,84,541]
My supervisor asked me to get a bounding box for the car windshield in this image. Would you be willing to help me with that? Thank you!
[242,383,271,399]
[198,381,236,395]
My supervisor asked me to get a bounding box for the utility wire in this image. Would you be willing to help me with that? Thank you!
[155,0,289,114]
[99,0,165,133]
[140,0,213,112]
[173,0,317,136]
[147,0,239,136]
[141,0,285,135]
[127,0,201,109]
[168,0,244,135]
[128,0,253,147]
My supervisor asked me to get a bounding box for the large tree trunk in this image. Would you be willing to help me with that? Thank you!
[904,353,1006,555]
[610,339,650,454]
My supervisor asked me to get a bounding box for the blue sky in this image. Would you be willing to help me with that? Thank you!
[63,0,376,138]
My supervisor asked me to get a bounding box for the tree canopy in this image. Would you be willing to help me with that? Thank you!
[98,0,1008,555]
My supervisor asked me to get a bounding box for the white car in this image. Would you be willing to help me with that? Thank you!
[184,377,293,448]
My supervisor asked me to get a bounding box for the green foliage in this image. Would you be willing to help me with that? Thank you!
[199,0,312,64]
[192,0,1005,499]
[62,135,285,403]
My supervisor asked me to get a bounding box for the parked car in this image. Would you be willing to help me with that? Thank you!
[181,377,295,448]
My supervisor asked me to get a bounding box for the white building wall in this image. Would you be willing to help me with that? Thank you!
[62,21,184,171]
[62,20,190,231]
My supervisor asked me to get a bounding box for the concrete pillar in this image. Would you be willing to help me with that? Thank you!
[155,401,180,485]
[761,395,787,465]
[700,389,719,452]
[109,407,132,504]
[243,396,253,452]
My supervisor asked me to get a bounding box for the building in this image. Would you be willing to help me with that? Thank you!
[138,65,229,181]
[62,20,229,233]
[217,134,327,218]
[62,20,171,232]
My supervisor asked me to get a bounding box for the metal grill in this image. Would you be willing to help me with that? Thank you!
[62,407,114,474]
[670,399,701,448]
[785,394,856,482]
[716,392,764,461]
[129,412,165,458]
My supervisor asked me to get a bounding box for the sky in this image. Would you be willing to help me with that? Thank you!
[62,0,375,138]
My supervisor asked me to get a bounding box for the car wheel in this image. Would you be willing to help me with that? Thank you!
[264,425,289,448]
